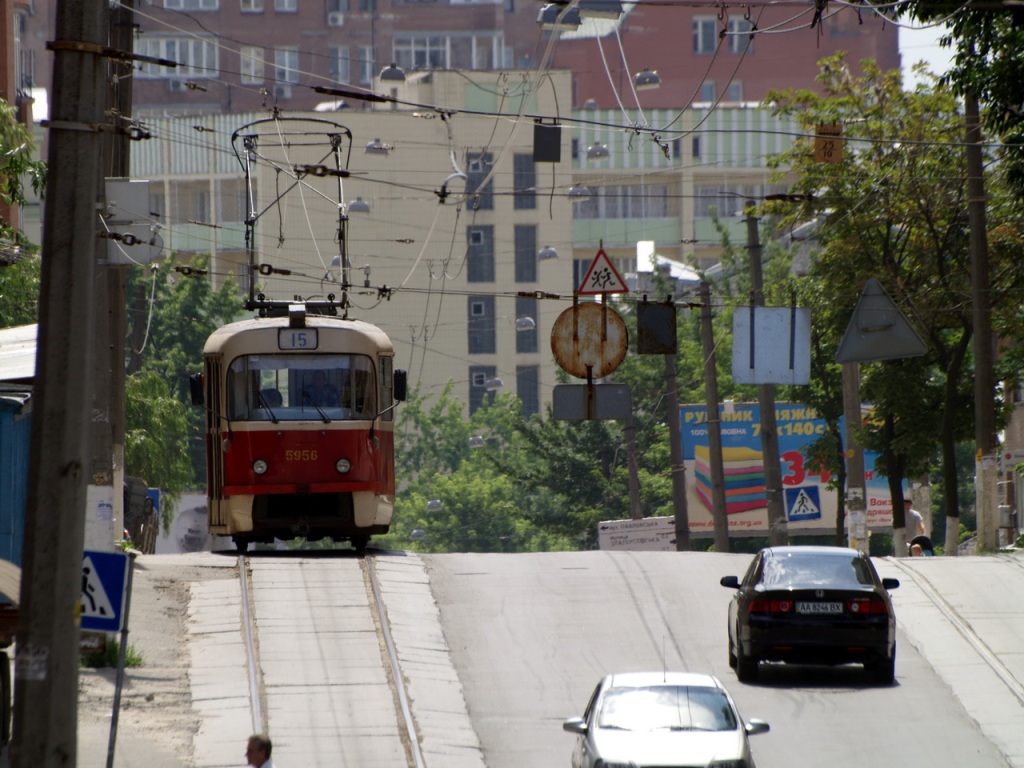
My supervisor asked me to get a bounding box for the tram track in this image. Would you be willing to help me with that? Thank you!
[234,552,425,767]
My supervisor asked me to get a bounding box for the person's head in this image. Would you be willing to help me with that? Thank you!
[246,734,272,766]
[903,499,912,509]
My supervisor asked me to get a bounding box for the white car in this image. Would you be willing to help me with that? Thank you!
[562,671,769,768]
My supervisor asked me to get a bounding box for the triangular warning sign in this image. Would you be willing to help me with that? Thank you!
[835,278,927,363]
[577,248,629,295]
[81,555,117,619]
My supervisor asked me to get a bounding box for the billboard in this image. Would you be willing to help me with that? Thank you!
[680,402,895,536]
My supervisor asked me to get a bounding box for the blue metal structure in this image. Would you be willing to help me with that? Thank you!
[0,386,31,568]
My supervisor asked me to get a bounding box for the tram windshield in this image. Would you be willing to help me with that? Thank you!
[226,353,376,421]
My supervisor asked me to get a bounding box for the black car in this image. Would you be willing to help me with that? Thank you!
[720,546,900,684]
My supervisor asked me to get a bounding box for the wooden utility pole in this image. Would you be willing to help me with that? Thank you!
[746,203,788,545]
[699,280,729,551]
[966,92,998,553]
[13,3,109,765]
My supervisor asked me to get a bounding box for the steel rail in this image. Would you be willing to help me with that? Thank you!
[365,554,426,768]
[237,555,265,734]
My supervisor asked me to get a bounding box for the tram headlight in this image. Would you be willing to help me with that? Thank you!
[335,457,351,474]
[252,459,269,475]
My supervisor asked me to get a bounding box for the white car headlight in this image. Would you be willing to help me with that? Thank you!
[336,457,351,473]
[252,459,268,475]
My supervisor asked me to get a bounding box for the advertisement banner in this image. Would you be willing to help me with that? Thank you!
[680,402,895,536]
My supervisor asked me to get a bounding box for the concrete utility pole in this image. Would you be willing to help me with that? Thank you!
[699,280,729,552]
[746,203,788,546]
[13,3,109,766]
[842,363,869,554]
[86,0,136,552]
[966,92,999,552]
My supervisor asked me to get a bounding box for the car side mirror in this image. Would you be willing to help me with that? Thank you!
[882,577,900,590]
[745,718,770,736]
[720,575,741,589]
[562,717,588,735]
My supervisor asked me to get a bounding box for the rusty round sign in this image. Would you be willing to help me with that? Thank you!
[550,302,628,379]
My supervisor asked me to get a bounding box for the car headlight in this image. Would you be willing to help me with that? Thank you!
[252,459,268,475]
[336,457,351,473]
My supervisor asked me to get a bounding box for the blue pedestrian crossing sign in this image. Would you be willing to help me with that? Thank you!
[81,551,129,632]
[785,486,822,522]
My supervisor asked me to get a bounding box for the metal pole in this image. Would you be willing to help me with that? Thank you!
[106,552,136,768]
[746,203,788,545]
[699,281,729,552]
[665,353,690,551]
[12,3,109,765]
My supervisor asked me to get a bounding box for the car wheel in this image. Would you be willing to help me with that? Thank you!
[735,631,758,682]
[868,648,896,685]
[727,631,737,669]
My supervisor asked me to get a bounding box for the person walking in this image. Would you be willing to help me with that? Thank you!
[246,734,276,768]
[903,498,926,538]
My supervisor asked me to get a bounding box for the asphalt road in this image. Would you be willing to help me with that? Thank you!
[423,550,1024,768]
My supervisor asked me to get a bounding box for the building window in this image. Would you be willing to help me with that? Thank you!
[700,81,716,102]
[726,81,743,102]
[728,19,753,54]
[329,0,350,8]
[358,46,375,85]
[467,226,495,282]
[240,0,264,10]
[574,185,670,220]
[358,0,376,10]
[513,153,536,210]
[240,46,264,84]
[165,0,218,9]
[514,225,537,283]
[217,178,248,222]
[274,0,297,9]
[468,297,496,354]
[329,47,351,83]
[275,47,300,83]
[693,17,718,54]
[516,365,539,417]
[137,36,219,78]
[394,35,448,70]
[466,151,494,210]
[694,183,790,217]
[515,296,538,354]
[468,365,497,414]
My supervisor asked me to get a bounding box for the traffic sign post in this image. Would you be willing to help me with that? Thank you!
[81,551,130,633]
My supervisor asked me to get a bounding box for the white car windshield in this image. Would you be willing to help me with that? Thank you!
[597,686,737,732]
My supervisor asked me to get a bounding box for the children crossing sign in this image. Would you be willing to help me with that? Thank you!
[81,550,129,632]
[577,248,628,295]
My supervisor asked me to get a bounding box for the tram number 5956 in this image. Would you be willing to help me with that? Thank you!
[285,450,318,461]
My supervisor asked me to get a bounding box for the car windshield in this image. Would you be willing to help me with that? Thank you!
[760,553,875,587]
[597,686,737,732]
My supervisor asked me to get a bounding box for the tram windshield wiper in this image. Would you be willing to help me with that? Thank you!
[256,391,280,424]
[301,390,331,423]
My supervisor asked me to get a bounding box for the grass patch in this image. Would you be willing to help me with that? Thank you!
[80,640,144,669]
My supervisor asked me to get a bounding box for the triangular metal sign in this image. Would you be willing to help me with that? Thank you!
[835,278,928,363]
[577,248,629,295]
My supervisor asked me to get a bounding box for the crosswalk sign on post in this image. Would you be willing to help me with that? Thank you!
[81,550,130,632]
[577,247,629,295]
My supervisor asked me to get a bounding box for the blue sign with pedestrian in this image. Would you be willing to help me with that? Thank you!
[81,550,129,632]
[785,485,822,522]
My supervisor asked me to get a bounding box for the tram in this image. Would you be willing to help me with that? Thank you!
[193,301,406,552]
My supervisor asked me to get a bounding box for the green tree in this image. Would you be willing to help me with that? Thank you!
[125,257,242,490]
[0,254,40,326]
[763,57,1024,550]
[0,99,45,249]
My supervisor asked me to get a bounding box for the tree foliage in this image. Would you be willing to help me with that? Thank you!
[762,56,1024,543]
[124,257,242,497]
[0,99,45,250]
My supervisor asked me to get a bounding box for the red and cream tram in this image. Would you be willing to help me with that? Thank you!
[194,302,406,552]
